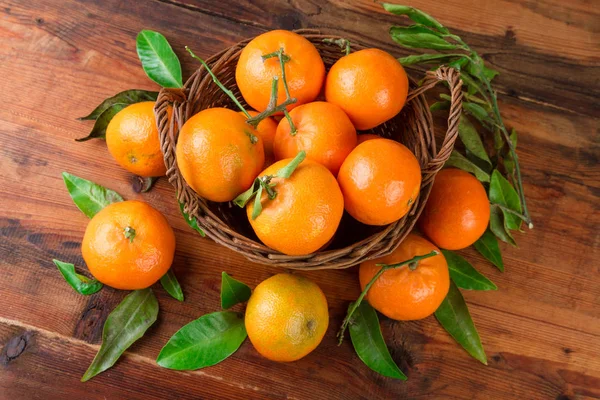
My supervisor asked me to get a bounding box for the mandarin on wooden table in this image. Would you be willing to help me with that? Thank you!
[273,101,357,176]
[81,200,176,290]
[106,101,168,177]
[176,108,265,202]
[245,273,329,362]
[419,168,491,250]
[359,234,449,321]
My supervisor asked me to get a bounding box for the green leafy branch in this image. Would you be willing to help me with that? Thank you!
[383,3,533,248]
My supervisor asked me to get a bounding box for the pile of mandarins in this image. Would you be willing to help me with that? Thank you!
[95,30,491,362]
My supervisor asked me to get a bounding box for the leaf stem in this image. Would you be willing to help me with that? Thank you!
[323,38,351,55]
[123,226,136,243]
[186,46,251,119]
[337,250,439,345]
[246,48,298,132]
[233,151,306,218]
[491,203,533,229]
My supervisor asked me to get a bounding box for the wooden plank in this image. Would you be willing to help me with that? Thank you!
[160,0,600,117]
[0,0,599,398]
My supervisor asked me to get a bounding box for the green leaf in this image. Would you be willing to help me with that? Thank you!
[466,56,499,83]
[463,102,492,127]
[504,128,518,177]
[75,103,126,142]
[275,150,306,178]
[160,269,184,302]
[220,272,252,309]
[435,281,487,364]
[348,301,407,380]
[389,26,457,51]
[383,4,448,33]
[447,56,469,71]
[178,201,205,237]
[430,100,450,112]
[489,170,522,230]
[458,116,491,166]
[78,90,158,121]
[473,230,504,272]
[62,172,123,218]
[81,289,159,381]
[444,151,490,183]
[490,205,516,246]
[157,311,246,370]
[441,250,497,291]
[398,53,458,66]
[251,185,263,220]
[52,259,103,295]
[136,30,182,88]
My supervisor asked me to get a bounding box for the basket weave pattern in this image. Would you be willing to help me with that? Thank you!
[155,30,463,270]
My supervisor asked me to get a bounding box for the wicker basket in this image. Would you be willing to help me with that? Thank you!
[154,29,462,270]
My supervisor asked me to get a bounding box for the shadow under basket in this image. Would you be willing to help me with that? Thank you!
[155,29,463,270]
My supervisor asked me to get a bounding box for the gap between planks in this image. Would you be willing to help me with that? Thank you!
[0,315,285,397]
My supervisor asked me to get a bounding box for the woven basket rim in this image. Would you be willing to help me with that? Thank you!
[155,29,463,270]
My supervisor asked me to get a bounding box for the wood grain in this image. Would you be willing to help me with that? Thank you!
[1,0,599,399]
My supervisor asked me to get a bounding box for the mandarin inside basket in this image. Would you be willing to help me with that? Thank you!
[155,29,462,270]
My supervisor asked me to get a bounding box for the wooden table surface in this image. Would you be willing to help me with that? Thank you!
[1,0,598,399]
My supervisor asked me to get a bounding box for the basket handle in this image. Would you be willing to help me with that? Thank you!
[407,66,463,185]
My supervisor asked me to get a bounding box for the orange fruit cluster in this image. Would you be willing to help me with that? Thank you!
[88,30,494,363]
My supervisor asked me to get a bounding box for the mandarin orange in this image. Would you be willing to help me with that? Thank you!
[176,108,264,202]
[81,200,175,290]
[245,273,329,362]
[273,101,357,175]
[419,168,490,250]
[236,30,325,113]
[247,158,343,255]
[359,234,449,320]
[106,101,167,177]
[325,49,409,130]
[337,138,421,225]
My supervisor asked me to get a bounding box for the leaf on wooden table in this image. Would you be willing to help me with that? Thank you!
[221,272,252,309]
[348,301,407,380]
[389,26,457,51]
[78,89,158,121]
[489,170,522,230]
[52,259,103,295]
[76,104,127,142]
[441,250,497,291]
[81,289,159,382]
[458,116,491,167]
[136,30,183,88]
[444,151,490,183]
[435,281,487,365]
[473,230,504,271]
[160,269,184,302]
[156,311,246,370]
[132,176,159,193]
[178,201,205,237]
[62,172,123,218]
[382,4,448,33]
